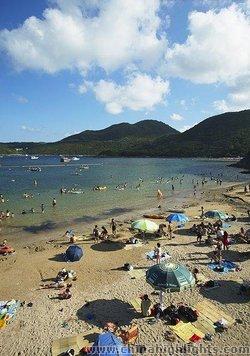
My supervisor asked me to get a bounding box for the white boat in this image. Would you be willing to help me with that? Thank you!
[80,165,89,170]
[72,157,80,161]
[66,188,84,194]
[60,156,71,163]
[28,166,42,172]
[30,156,39,160]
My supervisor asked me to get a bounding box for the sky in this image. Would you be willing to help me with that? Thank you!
[0,0,249,142]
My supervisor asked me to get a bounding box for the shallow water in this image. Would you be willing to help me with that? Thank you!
[0,155,244,235]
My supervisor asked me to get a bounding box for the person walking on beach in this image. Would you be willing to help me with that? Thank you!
[222,231,229,250]
[41,204,45,213]
[197,226,203,244]
[93,225,99,243]
[110,218,117,236]
[52,198,57,207]
[216,240,223,263]
[167,222,173,239]
[154,243,162,264]
[201,206,204,218]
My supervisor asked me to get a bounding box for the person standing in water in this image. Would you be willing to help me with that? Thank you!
[34,179,38,187]
[52,198,57,207]
[157,189,163,199]
[41,204,45,213]
[110,218,117,236]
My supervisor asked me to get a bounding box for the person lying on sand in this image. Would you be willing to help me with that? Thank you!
[56,268,68,281]
[38,281,72,290]
[125,236,139,244]
[58,288,72,300]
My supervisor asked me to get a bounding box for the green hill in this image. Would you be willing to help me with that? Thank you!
[122,110,250,157]
[0,110,249,157]
[61,120,178,143]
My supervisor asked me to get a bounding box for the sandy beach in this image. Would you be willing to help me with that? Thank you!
[0,183,249,356]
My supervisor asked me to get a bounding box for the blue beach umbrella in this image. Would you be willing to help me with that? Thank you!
[166,213,189,223]
[65,245,83,262]
[89,332,132,356]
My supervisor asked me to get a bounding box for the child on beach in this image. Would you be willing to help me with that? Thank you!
[154,243,162,264]
[110,218,117,236]
[93,225,100,243]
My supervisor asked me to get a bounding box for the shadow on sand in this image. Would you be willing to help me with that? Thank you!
[22,220,58,234]
[48,253,65,262]
[200,280,249,304]
[91,241,124,252]
[77,298,139,327]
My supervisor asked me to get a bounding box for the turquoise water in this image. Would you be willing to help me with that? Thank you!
[0,155,244,235]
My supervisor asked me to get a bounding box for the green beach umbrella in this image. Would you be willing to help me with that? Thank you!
[146,262,195,293]
[131,219,159,233]
[204,210,228,220]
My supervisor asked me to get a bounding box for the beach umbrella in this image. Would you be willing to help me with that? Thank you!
[166,213,189,223]
[89,332,132,356]
[204,210,228,220]
[146,262,195,293]
[131,219,159,233]
[65,245,83,262]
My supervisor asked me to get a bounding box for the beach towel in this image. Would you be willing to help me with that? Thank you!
[0,300,20,326]
[208,260,238,273]
[192,315,216,335]
[51,328,101,356]
[146,251,171,261]
[169,321,204,342]
[130,298,141,313]
[195,300,235,327]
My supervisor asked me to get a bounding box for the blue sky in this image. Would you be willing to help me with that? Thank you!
[0,0,249,142]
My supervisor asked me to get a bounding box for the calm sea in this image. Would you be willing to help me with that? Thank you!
[0,155,244,236]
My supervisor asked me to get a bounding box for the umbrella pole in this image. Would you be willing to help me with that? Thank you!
[159,290,164,307]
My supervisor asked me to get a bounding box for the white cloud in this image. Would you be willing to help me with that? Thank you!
[0,0,166,74]
[213,74,250,112]
[193,0,236,9]
[21,125,41,132]
[165,4,250,84]
[14,95,28,104]
[180,122,198,132]
[170,113,183,121]
[91,73,170,114]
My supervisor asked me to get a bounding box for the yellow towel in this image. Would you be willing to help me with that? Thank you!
[130,298,141,313]
[192,315,216,335]
[195,300,235,326]
[169,321,204,342]
[51,328,100,356]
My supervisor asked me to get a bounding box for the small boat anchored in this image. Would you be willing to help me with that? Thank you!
[72,157,80,161]
[60,156,71,163]
[28,166,42,172]
[30,156,39,160]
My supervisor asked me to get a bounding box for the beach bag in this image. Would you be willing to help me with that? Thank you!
[178,306,198,322]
